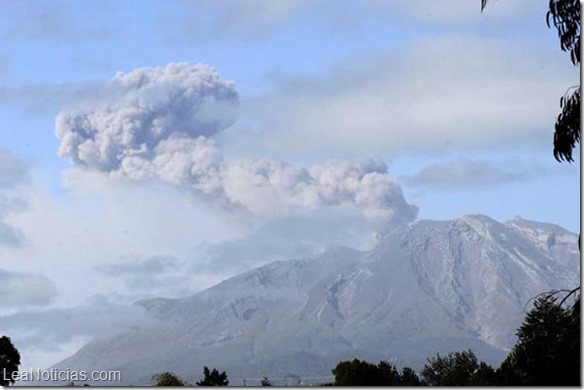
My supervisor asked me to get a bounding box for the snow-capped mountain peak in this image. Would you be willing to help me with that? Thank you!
[49,215,579,386]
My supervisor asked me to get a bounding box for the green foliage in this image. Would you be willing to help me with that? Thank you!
[496,294,580,386]
[0,336,21,387]
[153,372,189,386]
[260,377,272,386]
[421,350,496,386]
[196,366,229,386]
[332,359,421,386]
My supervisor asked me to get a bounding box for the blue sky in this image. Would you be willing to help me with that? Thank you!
[0,0,579,229]
[0,0,580,371]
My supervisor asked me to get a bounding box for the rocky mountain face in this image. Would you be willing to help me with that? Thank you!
[49,215,580,386]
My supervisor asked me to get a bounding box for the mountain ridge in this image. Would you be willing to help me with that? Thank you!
[48,214,580,386]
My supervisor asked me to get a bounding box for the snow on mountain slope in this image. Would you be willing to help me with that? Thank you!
[48,215,580,385]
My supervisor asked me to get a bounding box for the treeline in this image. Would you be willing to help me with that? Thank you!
[152,293,579,387]
[153,367,229,386]
[330,293,580,386]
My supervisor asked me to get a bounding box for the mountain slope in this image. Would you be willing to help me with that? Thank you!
[50,215,580,385]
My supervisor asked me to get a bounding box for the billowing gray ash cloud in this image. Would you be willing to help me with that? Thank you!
[56,63,239,170]
[56,62,417,227]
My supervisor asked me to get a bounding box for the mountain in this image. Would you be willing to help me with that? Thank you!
[49,215,580,386]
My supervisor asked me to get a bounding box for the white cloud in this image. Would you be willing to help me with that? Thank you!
[1,301,154,370]
[0,0,120,43]
[396,0,542,21]
[95,255,201,300]
[0,171,239,369]
[1,167,242,311]
[0,150,29,189]
[401,158,546,191]
[0,270,58,309]
[0,166,382,370]
[0,221,24,248]
[184,0,303,36]
[0,82,103,116]
[166,0,543,42]
[194,209,374,275]
[0,150,30,247]
[223,35,577,159]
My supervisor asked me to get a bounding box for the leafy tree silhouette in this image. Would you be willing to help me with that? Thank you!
[260,376,272,386]
[497,294,580,386]
[332,359,416,386]
[0,336,21,387]
[399,366,424,386]
[421,350,496,386]
[195,367,229,386]
[153,372,189,386]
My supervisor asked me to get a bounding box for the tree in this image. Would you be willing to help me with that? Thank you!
[496,294,580,386]
[399,367,424,386]
[376,360,402,385]
[421,350,496,386]
[196,366,229,386]
[260,377,272,386]
[332,359,411,386]
[153,372,189,386]
[482,0,581,163]
[0,336,21,387]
